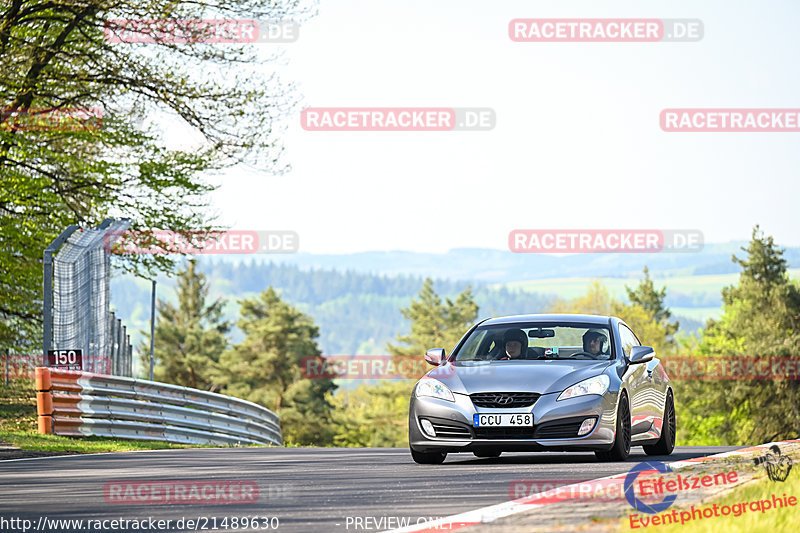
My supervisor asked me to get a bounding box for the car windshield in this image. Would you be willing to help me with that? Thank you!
[453,323,613,361]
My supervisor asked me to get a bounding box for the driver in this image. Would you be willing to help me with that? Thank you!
[582,330,608,357]
[497,329,528,360]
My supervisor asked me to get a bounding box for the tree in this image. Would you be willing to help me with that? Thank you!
[388,278,479,361]
[215,288,337,445]
[548,280,675,356]
[332,280,477,446]
[0,0,313,353]
[549,280,614,316]
[611,302,674,357]
[329,381,413,447]
[139,259,228,389]
[625,266,679,338]
[686,226,800,444]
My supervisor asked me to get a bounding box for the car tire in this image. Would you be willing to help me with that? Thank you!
[643,391,676,456]
[473,450,502,458]
[595,393,631,462]
[410,448,447,464]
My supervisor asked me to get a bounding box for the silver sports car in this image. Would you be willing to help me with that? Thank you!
[408,314,675,464]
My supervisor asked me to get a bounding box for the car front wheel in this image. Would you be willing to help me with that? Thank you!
[595,393,631,462]
[643,391,676,456]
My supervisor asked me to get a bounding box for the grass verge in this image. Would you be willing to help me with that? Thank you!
[0,431,203,453]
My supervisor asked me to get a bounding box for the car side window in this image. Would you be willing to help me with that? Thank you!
[619,325,639,358]
[458,330,487,360]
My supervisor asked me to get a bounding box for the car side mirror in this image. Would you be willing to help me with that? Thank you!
[425,348,446,366]
[629,345,655,364]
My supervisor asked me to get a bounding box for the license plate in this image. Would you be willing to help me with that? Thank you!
[472,413,533,427]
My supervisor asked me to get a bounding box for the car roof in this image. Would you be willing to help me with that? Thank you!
[480,314,615,327]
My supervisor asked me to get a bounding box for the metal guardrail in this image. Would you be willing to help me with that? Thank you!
[35,368,282,446]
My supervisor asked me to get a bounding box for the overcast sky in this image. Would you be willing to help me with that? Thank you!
[199,0,800,254]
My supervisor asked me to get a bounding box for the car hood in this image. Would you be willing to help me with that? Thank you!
[425,360,615,395]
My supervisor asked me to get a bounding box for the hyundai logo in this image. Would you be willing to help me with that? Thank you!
[494,395,514,405]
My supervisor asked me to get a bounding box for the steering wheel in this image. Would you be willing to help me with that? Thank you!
[569,351,600,360]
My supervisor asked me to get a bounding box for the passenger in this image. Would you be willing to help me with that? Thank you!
[582,330,608,357]
[497,329,528,360]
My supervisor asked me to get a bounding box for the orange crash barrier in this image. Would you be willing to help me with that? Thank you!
[35,367,82,435]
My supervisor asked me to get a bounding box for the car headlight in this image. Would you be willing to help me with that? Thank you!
[557,375,610,401]
[415,378,455,402]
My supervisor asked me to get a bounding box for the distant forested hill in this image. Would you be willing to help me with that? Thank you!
[111,259,554,358]
[220,243,800,282]
[112,243,800,368]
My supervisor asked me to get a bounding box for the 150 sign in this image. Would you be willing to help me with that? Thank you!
[47,349,82,370]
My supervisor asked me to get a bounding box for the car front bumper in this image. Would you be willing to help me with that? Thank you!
[408,390,619,453]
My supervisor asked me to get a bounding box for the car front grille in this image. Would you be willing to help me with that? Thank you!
[423,416,590,441]
[534,419,585,439]
[470,392,540,409]
[430,421,471,439]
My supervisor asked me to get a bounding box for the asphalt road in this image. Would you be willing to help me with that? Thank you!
[0,446,742,533]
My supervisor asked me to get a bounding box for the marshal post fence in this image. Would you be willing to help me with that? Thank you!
[38,220,284,445]
[43,218,133,375]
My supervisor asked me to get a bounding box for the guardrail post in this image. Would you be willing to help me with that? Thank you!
[35,367,53,434]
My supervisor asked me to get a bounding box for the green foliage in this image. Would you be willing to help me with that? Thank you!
[329,382,413,447]
[387,278,479,357]
[0,0,313,353]
[681,226,800,444]
[673,394,726,446]
[548,280,676,356]
[626,266,679,338]
[139,259,228,390]
[327,279,480,448]
[214,288,337,446]
[612,303,676,357]
[0,379,36,434]
[549,280,615,316]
